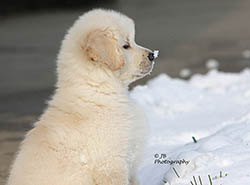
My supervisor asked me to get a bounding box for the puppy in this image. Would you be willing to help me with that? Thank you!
[7,9,158,185]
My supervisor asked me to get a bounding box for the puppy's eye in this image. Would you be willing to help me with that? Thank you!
[123,44,130,49]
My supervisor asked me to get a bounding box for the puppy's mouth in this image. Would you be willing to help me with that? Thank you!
[135,61,155,78]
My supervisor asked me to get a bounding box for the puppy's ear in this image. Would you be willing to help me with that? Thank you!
[84,29,125,71]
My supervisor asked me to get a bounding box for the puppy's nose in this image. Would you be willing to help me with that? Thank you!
[147,52,154,62]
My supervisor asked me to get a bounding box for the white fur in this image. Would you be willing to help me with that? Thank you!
[7,9,154,185]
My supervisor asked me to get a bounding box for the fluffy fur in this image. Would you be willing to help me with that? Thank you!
[7,9,156,185]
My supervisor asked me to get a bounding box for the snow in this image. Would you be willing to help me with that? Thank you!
[130,69,250,185]
[179,68,192,78]
[242,50,250,59]
[154,50,159,59]
[205,59,219,70]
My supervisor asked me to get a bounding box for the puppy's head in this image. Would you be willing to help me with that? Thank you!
[62,9,158,86]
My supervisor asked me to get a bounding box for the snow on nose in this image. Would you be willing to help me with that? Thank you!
[153,50,159,59]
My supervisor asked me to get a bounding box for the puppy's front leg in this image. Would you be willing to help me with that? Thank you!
[92,159,129,185]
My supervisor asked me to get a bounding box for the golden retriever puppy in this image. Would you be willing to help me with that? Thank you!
[7,9,158,185]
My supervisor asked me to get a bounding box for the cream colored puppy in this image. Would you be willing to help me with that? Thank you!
[7,9,158,185]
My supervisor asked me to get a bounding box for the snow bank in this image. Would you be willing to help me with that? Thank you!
[130,69,250,185]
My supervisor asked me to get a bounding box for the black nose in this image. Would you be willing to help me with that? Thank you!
[148,52,154,62]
